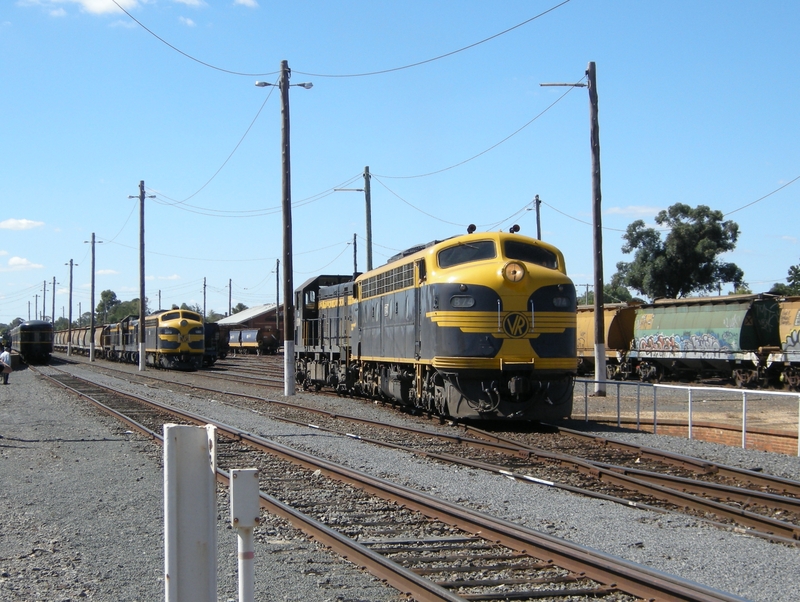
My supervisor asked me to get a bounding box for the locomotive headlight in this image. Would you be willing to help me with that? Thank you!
[503,261,526,282]
[552,297,571,308]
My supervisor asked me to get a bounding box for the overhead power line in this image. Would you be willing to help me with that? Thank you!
[295,1,573,78]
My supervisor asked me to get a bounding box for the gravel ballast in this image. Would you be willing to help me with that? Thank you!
[5,361,800,601]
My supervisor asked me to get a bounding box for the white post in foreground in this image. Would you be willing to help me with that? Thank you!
[230,468,261,602]
[164,424,218,602]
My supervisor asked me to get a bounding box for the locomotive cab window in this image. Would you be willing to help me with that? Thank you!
[504,240,558,270]
[438,240,496,268]
[162,311,180,321]
[182,311,202,322]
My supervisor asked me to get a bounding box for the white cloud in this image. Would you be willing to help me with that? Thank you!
[97,269,119,275]
[0,250,7,256]
[1,257,44,272]
[605,206,663,217]
[158,274,181,280]
[173,0,206,6]
[178,16,195,27]
[0,219,45,231]
[234,0,258,7]
[19,1,140,16]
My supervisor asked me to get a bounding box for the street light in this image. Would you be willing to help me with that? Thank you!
[541,61,606,395]
[255,60,313,397]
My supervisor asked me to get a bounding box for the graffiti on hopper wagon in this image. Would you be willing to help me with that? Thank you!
[785,329,800,352]
[636,332,733,356]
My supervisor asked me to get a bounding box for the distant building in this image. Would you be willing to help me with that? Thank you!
[215,303,281,330]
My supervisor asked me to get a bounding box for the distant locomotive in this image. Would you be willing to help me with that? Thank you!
[10,320,54,364]
[576,294,800,388]
[54,308,205,370]
[295,228,577,421]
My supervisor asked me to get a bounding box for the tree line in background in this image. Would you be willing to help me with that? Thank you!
[0,290,250,337]
[2,202,800,334]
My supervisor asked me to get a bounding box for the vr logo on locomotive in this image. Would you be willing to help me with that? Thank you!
[502,312,530,338]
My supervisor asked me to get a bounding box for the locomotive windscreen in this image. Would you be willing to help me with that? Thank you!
[504,240,558,270]
[438,240,496,268]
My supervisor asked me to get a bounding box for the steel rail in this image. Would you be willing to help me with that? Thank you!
[553,424,800,496]
[47,361,800,542]
[35,366,747,601]
[32,367,463,602]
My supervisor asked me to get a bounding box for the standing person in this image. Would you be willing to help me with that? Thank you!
[0,346,11,385]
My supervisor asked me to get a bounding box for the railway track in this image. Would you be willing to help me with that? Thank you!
[32,365,748,602]
[49,354,800,544]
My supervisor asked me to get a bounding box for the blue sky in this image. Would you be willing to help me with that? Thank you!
[1,0,798,323]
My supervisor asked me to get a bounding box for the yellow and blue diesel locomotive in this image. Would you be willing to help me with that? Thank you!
[55,308,205,370]
[295,228,577,421]
[10,320,54,364]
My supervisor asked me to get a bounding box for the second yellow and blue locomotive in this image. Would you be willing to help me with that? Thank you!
[295,227,577,421]
[54,308,205,370]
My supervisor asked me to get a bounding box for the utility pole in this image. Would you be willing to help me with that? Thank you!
[255,60,312,396]
[158,290,161,311]
[541,61,606,395]
[129,181,154,371]
[353,233,358,278]
[275,259,280,333]
[203,277,207,321]
[533,195,542,240]
[228,279,232,316]
[42,281,47,320]
[86,233,99,361]
[66,259,74,356]
[51,277,56,326]
[334,165,373,271]
[364,166,373,271]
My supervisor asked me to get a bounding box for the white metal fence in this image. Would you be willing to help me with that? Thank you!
[574,378,800,456]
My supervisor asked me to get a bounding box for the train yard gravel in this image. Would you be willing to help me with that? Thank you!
[0,368,402,602]
[7,362,800,601]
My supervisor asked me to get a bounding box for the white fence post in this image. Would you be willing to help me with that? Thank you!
[164,424,218,602]
[230,468,260,602]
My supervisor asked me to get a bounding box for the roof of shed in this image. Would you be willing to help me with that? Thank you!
[215,303,278,326]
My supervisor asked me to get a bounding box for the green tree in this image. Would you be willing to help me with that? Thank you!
[180,302,204,315]
[231,302,248,314]
[579,283,639,306]
[769,259,800,295]
[612,203,743,299]
[206,309,225,323]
